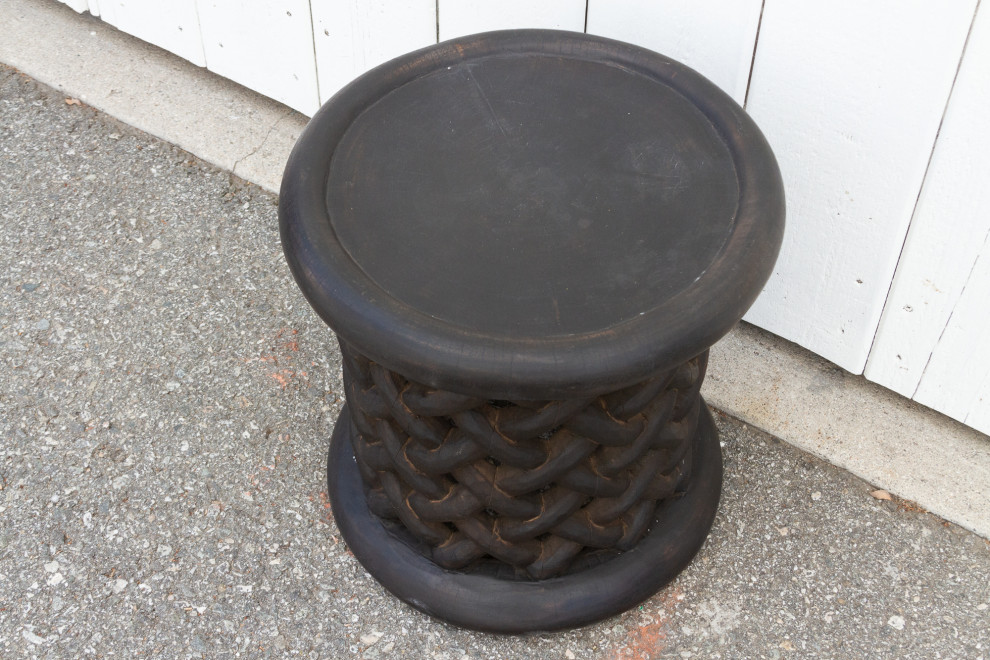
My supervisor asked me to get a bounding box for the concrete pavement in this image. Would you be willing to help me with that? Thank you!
[1,65,988,659]
[4,0,988,542]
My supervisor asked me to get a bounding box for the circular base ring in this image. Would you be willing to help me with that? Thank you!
[327,401,722,633]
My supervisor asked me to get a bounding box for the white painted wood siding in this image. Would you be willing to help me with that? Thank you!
[196,1,320,115]
[311,0,436,104]
[49,0,990,435]
[866,3,990,435]
[742,0,976,375]
[96,0,205,66]
[438,0,586,40]
[586,0,763,105]
[912,244,990,435]
[60,0,89,12]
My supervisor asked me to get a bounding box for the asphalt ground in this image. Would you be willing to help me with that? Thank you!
[1,65,988,659]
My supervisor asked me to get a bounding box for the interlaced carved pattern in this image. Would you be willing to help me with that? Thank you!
[341,342,707,580]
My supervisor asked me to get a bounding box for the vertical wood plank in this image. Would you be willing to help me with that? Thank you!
[900,4,990,434]
[438,0,585,41]
[59,0,89,12]
[962,362,990,435]
[586,0,763,104]
[912,241,990,435]
[866,3,990,401]
[742,0,976,374]
[196,0,320,115]
[312,0,436,104]
[96,0,205,66]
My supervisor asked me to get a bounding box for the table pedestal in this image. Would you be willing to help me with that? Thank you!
[326,343,721,632]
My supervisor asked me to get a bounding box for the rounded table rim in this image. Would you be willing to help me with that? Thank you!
[279,29,785,399]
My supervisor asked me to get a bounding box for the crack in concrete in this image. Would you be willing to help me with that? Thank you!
[231,108,293,179]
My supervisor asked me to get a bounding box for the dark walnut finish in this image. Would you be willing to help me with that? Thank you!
[279,29,784,632]
[343,342,707,580]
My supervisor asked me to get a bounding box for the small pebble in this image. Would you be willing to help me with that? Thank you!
[360,631,382,645]
[887,615,905,630]
[35,319,50,331]
[22,629,45,645]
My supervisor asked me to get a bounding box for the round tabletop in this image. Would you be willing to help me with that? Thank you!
[280,30,784,399]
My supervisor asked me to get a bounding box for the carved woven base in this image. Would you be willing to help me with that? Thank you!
[341,342,708,580]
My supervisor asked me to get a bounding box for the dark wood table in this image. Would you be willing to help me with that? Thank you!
[279,29,784,632]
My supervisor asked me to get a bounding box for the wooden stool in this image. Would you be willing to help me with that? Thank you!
[279,30,784,632]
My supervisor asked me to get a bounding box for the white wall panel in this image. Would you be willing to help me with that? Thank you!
[866,3,990,402]
[438,0,585,41]
[742,0,976,374]
[963,364,990,436]
[312,0,436,104]
[586,0,762,104]
[912,242,990,435]
[43,0,990,434]
[196,0,320,115]
[52,0,83,11]
[50,1,101,17]
[97,0,205,66]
